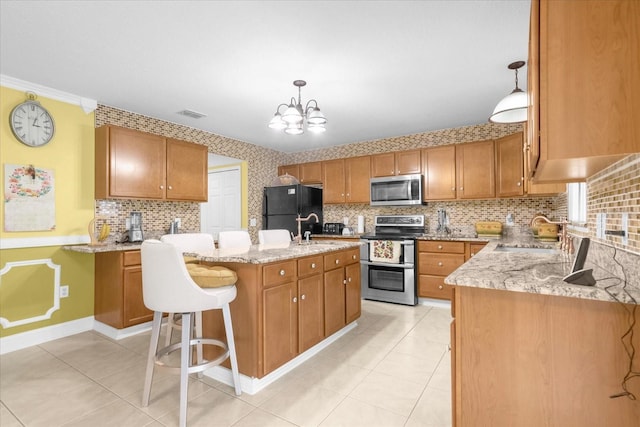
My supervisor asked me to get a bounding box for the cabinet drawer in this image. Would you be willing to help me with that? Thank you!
[325,248,360,270]
[418,275,453,300]
[419,253,465,276]
[418,240,465,254]
[298,255,324,278]
[263,260,297,287]
[123,250,141,266]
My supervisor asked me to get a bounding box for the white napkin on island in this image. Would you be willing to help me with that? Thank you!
[370,240,401,264]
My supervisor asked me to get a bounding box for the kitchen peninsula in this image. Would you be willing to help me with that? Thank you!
[446,240,640,426]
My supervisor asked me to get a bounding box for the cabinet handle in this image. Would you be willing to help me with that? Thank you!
[352,254,357,260]
[168,185,173,190]
[279,269,286,276]
[438,285,443,290]
[160,185,164,189]
[343,279,347,284]
[347,277,352,283]
[459,187,464,191]
[311,263,316,269]
[293,297,297,303]
[301,294,306,300]
[451,187,455,192]
[517,182,521,187]
[438,262,443,267]
[438,245,443,250]
[335,259,340,265]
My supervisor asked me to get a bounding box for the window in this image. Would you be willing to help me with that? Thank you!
[567,182,587,226]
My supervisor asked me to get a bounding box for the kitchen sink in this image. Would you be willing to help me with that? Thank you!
[493,245,559,255]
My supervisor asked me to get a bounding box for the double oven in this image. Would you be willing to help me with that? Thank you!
[360,215,424,306]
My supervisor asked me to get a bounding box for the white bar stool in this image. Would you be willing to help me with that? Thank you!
[141,239,241,427]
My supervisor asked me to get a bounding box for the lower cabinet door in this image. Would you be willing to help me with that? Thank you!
[263,281,298,375]
[123,266,153,327]
[345,263,361,324]
[298,274,325,352]
[324,268,346,336]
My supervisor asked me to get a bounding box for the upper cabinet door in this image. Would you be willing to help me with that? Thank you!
[371,153,395,177]
[531,0,640,181]
[422,145,457,201]
[395,149,422,175]
[322,159,346,204]
[456,140,495,200]
[495,133,524,197]
[97,125,166,199]
[345,155,371,203]
[166,138,208,202]
[278,164,300,180]
[299,161,323,184]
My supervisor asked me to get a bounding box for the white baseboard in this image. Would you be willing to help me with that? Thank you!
[92,320,156,340]
[204,321,358,395]
[418,297,452,309]
[0,317,94,355]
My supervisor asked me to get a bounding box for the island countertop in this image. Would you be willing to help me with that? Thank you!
[194,240,362,264]
[445,239,639,304]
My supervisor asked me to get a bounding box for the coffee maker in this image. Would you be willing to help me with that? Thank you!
[129,212,144,242]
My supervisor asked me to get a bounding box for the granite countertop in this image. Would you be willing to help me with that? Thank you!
[417,233,491,242]
[64,242,143,253]
[195,241,362,264]
[445,239,639,304]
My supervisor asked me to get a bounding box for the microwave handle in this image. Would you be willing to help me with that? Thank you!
[408,181,411,199]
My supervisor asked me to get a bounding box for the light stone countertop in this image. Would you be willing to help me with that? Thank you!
[445,239,640,304]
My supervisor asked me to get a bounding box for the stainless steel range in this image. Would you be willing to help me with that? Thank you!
[360,215,425,306]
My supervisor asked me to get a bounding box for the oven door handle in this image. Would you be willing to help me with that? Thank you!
[360,260,414,269]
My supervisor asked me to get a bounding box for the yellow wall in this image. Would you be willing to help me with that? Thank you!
[0,86,96,337]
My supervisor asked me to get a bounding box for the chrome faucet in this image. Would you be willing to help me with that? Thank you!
[530,215,573,253]
[295,213,319,244]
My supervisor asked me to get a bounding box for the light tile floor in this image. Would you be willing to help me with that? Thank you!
[0,300,452,427]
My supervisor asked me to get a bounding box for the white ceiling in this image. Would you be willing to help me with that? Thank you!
[0,0,531,153]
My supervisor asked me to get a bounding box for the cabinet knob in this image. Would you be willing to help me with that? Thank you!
[168,185,173,190]
[348,277,352,283]
[438,262,443,267]
[346,193,350,197]
[451,187,455,192]
[517,182,521,187]
[293,297,297,303]
[437,245,443,250]
[471,252,476,257]
[343,279,347,284]
[160,185,164,190]
[301,294,306,300]
[341,193,345,197]
[352,254,357,260]
[459,187,464,191]
[279,269,286,276]
[335,259,340,265]
[438,285,443,290]
[311,263,316,269]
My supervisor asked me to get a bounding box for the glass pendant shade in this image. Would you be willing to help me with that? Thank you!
[282,104,303,124]
[268,113,287,129]
[307,108,327,125]
[307,124,326,133]
[284,122,304,135]
[489,89,527,123]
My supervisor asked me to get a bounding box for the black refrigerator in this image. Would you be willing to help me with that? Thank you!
[263,185,323,236]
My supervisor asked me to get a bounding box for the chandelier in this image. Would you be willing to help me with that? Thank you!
[489,61,527,124]
[268,80,327,135]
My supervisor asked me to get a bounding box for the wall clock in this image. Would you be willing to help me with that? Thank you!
[9,93,55,147]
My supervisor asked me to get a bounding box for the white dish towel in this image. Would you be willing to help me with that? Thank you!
[370,240,401,264]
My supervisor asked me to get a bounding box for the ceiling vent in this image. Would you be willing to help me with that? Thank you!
[177,109,207,119]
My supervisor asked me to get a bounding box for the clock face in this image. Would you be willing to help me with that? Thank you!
[10,101,55,147]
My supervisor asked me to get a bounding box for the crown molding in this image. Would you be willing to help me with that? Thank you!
[0,74,97,113]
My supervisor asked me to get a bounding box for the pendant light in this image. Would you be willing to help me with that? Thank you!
[489,61,527,124]
[268,80,327,135]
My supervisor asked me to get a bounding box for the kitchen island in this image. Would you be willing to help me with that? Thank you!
[445,239,640,426]
[192,240,362,394]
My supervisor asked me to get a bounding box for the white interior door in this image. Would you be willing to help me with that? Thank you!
[201,166,241,239]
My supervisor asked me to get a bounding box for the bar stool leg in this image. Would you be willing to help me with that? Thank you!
[222,303,242,395]
[195,311,204,379]
[142,311,163,407]
[179,311,191,427]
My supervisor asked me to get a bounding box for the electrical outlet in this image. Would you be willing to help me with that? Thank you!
[250,218,257,227]
[622,213,629,246]
[596,213,606,239]
[60,285,69,298]
[125,218,131,230]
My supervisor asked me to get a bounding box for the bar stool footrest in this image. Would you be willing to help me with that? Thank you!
[154,338,230,375]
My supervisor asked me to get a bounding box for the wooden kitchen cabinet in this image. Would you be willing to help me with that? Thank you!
[466,242,487,260]
[323,248,360,336]
[277,164,299,180]
[297,255,325,352]
[262,278,298,374]
[456,140,495,199]
[522,126,566,195]
[371,149,421,177]
[528,0,640,182]
[94,250,153,329]
[452,286,640,426]
[322,156,371,204]
[277,162,322,184]
[422,145,457,201]
[95,125,207,201]
[417,241,465,301]
[495,133,524,197]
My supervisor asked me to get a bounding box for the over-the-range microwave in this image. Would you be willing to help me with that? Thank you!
[370,174,423,206]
